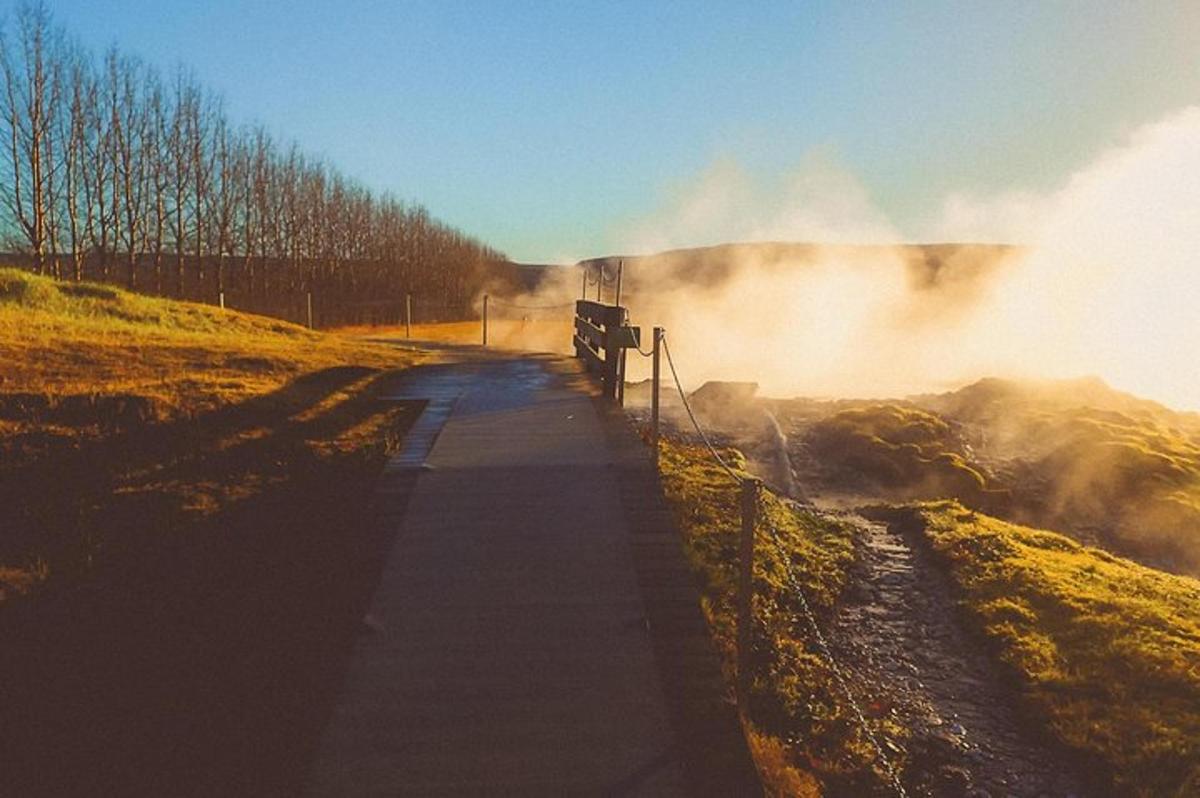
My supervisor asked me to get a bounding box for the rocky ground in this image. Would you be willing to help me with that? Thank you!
[820,508,1081,797]
[638,392,1086,796]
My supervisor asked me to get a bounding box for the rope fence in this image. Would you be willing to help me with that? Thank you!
[648,327,908,797]
[660,334,742,483]
[487,298,577,312]
[766,519,910,797]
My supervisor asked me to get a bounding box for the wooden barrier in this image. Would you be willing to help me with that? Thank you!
[574,300,635,401]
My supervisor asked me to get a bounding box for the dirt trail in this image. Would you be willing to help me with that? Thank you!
[784,424,1084,797]
[821,507,1082,797]
[643,391,1085,796]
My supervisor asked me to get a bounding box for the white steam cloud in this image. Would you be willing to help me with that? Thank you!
[949,107,1200,410]
[620,151,901,252]
[499,106,1200,411]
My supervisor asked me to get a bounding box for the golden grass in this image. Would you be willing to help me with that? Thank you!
[656,437,906,794]
[335,318,573,353]
[0,268,429,600]
[0,268,428,415]
[884,501,1200,797]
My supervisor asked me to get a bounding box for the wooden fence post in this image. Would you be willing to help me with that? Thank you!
[616,308,627,407]
[602,306,619,402]
[651,327,662,464]
[482,294,489,346]
[405,292,412,338]
[306,291,314,330]
[738,477,760,708]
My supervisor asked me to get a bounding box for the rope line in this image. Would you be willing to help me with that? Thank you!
[765,518,909,797]
[660,334,741,483]
[487,298,575,311]
[632,318,907,795]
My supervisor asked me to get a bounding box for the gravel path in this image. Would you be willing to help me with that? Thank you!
[822,508,1083,797]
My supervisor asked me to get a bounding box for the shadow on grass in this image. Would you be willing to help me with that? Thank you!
[0,367,424,797]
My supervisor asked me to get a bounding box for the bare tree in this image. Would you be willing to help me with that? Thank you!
[143,70,169,292]
[189,90,215,286]
[0,4,514,324]
[106,48,149,288]
[206,114,239,298]
[80,46,116,278]
[0,2,60,273]
[56,42,91,280]
[166,70,196,296]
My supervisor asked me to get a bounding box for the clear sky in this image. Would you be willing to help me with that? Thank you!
[14,1,1200,262]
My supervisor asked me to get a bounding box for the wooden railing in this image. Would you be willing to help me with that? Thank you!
[573,300,638,401]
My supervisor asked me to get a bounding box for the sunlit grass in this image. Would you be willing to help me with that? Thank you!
[656,437,906,795]
[883,501,1200,796]
[0,268,427,415]
[336,318,573,353]
[807,402,997,506]
[0,268,427,601]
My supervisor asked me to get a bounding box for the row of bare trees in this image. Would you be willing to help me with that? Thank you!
[0,3,510,325]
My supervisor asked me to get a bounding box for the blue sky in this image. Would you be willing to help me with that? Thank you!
[17,1,1200,261]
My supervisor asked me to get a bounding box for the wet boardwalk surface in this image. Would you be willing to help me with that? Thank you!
[307,356,741,796]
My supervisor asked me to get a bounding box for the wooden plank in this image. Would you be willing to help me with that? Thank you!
[574,335,604,373]
[603,338,620,401]
[310,359,690,795]
[576,300,623,328]
[574,316,606,350]
[573,300,625,402]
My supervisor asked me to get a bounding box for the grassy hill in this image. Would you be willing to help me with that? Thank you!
[783,377,1200,576]
[0,268,442,794]
[0,268,426,599]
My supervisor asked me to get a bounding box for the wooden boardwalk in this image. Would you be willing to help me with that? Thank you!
[306,356,757,796]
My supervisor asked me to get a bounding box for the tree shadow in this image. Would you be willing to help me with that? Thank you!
[0,368,425,797]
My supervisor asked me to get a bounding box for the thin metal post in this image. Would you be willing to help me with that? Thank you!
[738,477,760,708]
[616,308,627,406]
[651,327,662,463]
[306,291,313,330]
[617,348,627,407]
[405,292,412,338]
[482,294,489,346]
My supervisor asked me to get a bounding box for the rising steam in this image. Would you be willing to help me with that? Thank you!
[499,106,1200,411]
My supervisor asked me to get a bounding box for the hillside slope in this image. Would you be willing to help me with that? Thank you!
[0,268,425,598]
[774,377,1200,576]
[0,269,438,795]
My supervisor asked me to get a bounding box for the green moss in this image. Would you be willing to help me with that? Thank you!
[885,501,1200,796]
[808,403,993,506]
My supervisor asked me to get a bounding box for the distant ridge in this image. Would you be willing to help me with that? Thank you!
[575,241,1023,289]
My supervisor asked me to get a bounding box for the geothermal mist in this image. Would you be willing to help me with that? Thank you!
[501,105,1200,411]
